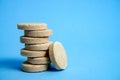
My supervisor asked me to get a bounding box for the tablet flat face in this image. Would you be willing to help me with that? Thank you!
[49,41,68,70]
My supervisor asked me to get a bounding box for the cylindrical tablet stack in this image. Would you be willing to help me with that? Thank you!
[17,23,52,72]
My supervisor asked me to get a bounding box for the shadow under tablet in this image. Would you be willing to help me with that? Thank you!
[48,64,64,72]
[0,58,23,71]
[0,58,63,72]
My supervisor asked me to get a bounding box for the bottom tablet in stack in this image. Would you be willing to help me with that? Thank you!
[22,61,50,72]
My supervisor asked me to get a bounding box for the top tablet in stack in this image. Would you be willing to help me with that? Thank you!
[18,23,47,30]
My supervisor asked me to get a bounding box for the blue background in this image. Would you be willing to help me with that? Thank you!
[0,0,120,80]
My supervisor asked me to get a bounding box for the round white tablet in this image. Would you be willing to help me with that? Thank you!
[20,36,49,44]
[17,23,47,30]
[22,62,49,72]
[25,42,52,50]
[27,57,50,65]
[49,41,67,70]
[21,49,47,57]
[24,29,52,37]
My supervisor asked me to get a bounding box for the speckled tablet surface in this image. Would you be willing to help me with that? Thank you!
[20,36,49,44]
[22,62,49,72]
[25,42,52,50]
[17,23,47,30]
[49,41,67,70]
[21,49,47,57]
[24,29,52,37]
[27,57,50,65]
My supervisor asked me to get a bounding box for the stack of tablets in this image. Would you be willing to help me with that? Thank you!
[17,23,52,72]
